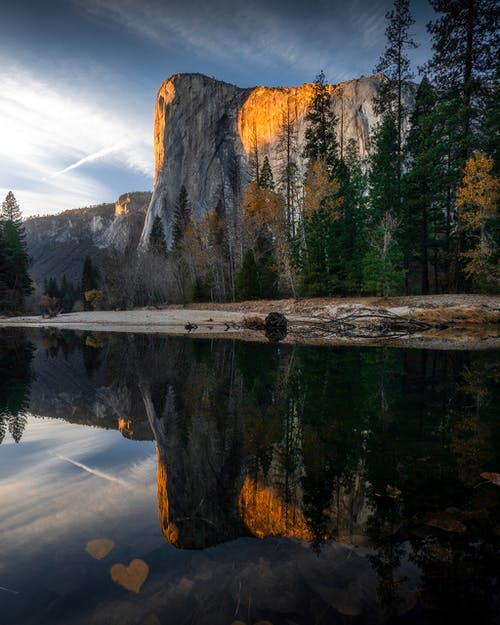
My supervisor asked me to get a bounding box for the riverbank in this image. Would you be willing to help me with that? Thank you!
[1,294,499,349]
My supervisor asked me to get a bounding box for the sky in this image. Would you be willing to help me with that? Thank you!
[0,0,435,217]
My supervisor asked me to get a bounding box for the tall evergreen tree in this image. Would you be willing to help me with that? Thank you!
[423,0,499,289]
[277,99,301,235]
[150,215,168,256]
[1,191,24,237]
[172,185,192,249]
[374,0,418,163]
[0,193,32,312]
[368,114,400,224]
[423,0,499,162]
[82,256,99,293]
[402,77,447,293]
[259,156,275,190]
[303,71,341,179]
[339,139,369,293]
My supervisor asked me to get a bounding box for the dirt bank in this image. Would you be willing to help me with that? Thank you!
[1,295,499,350]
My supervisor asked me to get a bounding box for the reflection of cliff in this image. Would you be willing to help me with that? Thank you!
[25,330,153,440]
[139,339,374,549]
[239,476,312,540]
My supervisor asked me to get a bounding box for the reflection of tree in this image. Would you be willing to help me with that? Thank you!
[0,329,34,444]
[0,417,6,443]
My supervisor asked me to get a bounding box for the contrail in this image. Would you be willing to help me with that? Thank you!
[0,585,19,595]
[49,139,127,179]
[52,453,135,490]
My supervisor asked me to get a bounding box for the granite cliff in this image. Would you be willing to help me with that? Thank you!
[25,191,151,286]
[140,72,413,245]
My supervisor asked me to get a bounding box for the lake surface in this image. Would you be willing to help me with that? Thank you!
[0,328,499,625]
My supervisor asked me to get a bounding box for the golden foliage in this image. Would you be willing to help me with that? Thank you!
[456,150,500,284]
[241,181,285,235]
[457,151,499,227]
[303,158,343,217]
[85,333,104,349]
[84,289,104,311]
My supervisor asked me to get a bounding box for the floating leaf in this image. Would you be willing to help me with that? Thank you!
[425,516,466,533]
[110,559,149,593]
[386,484,402,499]
[85,539,114,560]
[480,472,500,486]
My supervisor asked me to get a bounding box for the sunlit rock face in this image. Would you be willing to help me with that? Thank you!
[141,72,413,245]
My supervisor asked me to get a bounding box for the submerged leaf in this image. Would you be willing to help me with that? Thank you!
[110,559,149,593]
[425,516,466,533]
[480,472,500,486]
[386,484,402,499]
[85,538,114,560]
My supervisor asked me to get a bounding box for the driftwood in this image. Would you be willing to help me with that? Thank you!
[289,308,435,339]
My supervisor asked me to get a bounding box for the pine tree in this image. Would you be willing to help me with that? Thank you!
[423,0,499,163]
[172,185,192,249]
[402,77,447,293]
[0,417,7,444]
[303,71,340,180]
[236,249,259,300]
[423,0,499,289]
[82,256,99,292]
[277,99,301,236]
[9,414,28,443]
[259,156,275,190]
[339,139,369,293]
[249,122,261,185]
[0,219,32,311]
[368,114,400,224]
[0,192,31,312]
[362,212,406,296]
[374,0,418,159]
[150,215,168,256]
[1,191,24,237]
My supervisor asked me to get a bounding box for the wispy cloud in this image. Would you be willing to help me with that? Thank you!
[0,62,153,215]
[48,140,129,179]
[73,0,393,83]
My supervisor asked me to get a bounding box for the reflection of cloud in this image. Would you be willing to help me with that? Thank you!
[49,141,129,179]
[0,416,157,572]
[52,453,136,489]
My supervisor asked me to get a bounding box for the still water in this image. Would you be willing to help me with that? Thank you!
[0,328,499,625]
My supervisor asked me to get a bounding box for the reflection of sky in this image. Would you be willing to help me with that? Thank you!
[0,415,164,624]
[0,413,423,625]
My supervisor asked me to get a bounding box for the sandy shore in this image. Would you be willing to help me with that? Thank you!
[1,295,499,349]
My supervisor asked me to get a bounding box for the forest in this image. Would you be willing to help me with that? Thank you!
[0,0,498,314]
[132,0,500,306]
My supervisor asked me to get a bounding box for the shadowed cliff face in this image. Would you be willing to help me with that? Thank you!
[141,72,414,245]
[25,191,151,286]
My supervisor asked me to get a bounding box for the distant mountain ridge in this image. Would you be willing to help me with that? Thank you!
[25,191,151,287]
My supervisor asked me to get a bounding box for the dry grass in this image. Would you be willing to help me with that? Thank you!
[412,306,500,325]
[242,315,266,330]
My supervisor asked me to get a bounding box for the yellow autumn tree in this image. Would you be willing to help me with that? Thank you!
[241,181,297,295]
[456,150,500,287]
[303,158,343,218]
